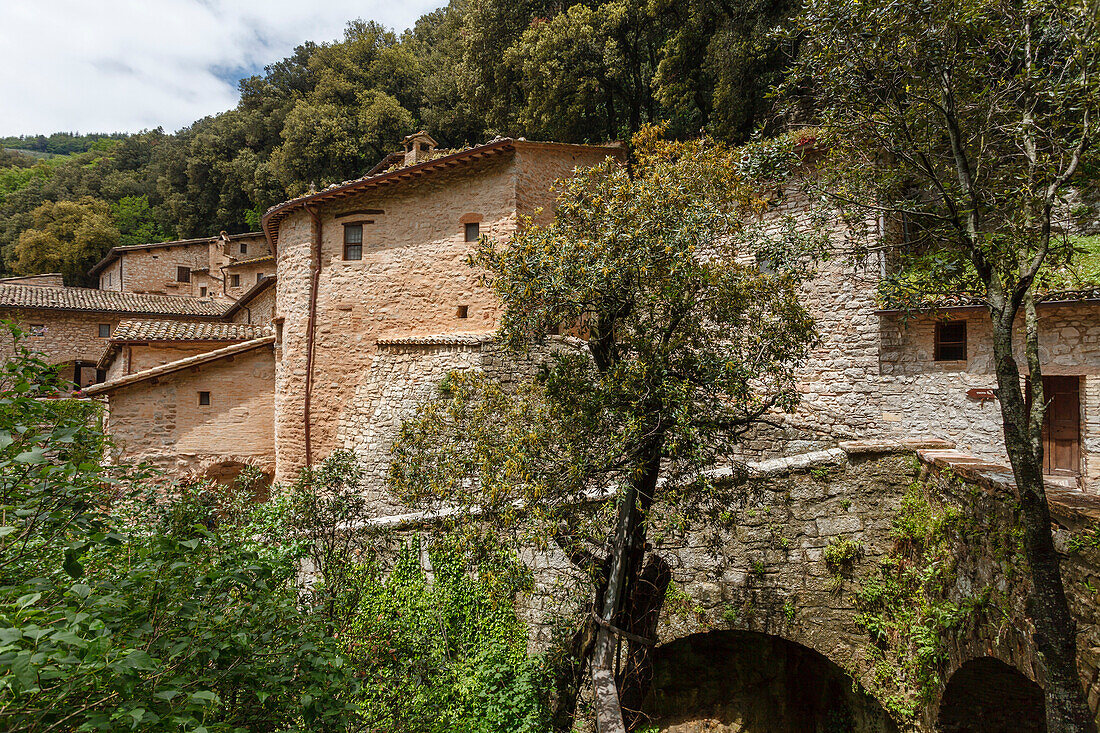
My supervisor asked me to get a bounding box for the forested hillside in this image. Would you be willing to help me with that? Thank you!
[0,0,794,286]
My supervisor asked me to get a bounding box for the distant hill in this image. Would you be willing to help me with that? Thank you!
[0,132,126,156]
[1,147,62,160]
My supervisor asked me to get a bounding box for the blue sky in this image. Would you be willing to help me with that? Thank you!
[0,0,444,136]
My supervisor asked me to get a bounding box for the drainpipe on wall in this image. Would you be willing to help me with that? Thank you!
[878,213,887,281]
[303,205,323,467]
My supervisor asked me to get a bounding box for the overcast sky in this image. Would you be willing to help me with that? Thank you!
[0,0,444,137]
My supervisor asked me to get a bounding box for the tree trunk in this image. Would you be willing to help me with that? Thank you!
[593,447,663,733]
[618,554,671,731]
[989,305,1097,733]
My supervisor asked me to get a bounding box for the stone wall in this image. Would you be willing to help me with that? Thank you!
[335,337,553,515]
[102,344,275,478]
[229,284,275,325]
[367,442,1100,731]
[104,341,231,381]
[0,308,121,370]
[224,262,274,301]
[104,243,212,296]
[99,234,270,300]
[876,305,1100,482]
[273,144,614,483]
[729,180,1100,488]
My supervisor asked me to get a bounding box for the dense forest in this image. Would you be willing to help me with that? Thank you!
[0,0,794,286]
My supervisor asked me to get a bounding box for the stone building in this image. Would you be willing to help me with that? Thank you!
[261,134,624,483]
[84,336,276,482]
[65,132,1100,494]
[89,231,272,300]
[741,179,1100,488]
[0,282,225,387]
[97,319,271,381]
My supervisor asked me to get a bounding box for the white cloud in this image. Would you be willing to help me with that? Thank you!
[0,0,444,136]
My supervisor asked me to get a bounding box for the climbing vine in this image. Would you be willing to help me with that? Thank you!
[852,480,1001,723]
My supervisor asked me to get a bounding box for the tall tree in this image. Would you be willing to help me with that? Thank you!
[390,128,820,731]
[784,0,1100,729]
[13,197,119,286]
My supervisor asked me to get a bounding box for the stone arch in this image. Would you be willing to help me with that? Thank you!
[936,656,1045,733]
[198,459,273,498]
[641,630,898,733]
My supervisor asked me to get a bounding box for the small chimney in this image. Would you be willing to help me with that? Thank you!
[403,131,438,166]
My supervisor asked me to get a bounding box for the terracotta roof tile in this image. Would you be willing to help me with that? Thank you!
[224,255,275,268]
[0,284,225,317]
[376,334,493,347]
[878,286,1100,313]
[110,319,271,342]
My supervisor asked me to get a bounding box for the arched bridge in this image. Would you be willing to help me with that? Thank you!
[632,440,1100,732]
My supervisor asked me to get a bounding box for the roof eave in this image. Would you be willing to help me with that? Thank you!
[84,336,275,396]
[260,139,518,250]
[221,276,276,320]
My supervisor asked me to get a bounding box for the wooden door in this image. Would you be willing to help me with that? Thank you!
[1042,376,1081,476]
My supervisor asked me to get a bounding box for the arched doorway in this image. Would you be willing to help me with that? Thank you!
[642,630,897,733]
[937,657,1044,732]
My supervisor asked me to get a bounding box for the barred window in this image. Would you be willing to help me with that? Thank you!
[935,320,967,361]
[344,224,363,260]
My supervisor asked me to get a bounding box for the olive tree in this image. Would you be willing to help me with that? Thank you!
[783,1,1099,729]
[390,128,819,731]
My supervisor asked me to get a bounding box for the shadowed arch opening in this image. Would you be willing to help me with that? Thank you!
[937,657,1045,732]
[641,630,897,733]
[201,460,272,498]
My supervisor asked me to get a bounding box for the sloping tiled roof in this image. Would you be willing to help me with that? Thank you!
[224,255,275,269]
[878,286,1100,313]
[0,283,225,317]
[87,231,267,276]
[376,334,493,347]
[110,319,271,342]
[261,139,624,249]
[84,336,275,396]
[222,276,276,321]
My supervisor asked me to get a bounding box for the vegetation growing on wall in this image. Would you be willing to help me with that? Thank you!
[852,480,1002,724]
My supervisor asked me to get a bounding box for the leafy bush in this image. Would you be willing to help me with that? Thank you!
[348,539,550,733]
[0,338,358,732]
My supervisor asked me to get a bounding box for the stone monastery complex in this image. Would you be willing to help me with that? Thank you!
[4,131,1100,504]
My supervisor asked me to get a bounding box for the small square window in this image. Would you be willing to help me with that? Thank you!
[98,323,110,338]
[457,305,469,319]
[240,242,248,255]
[230,274,240,288]
[935,320,967,361]
[29,324,45,337]
[199,286,208,297]
[198,391,211,406]
[344,224,363,260]
[257,272,264,284]
[176,266,191,283]
[465,222,480,242]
